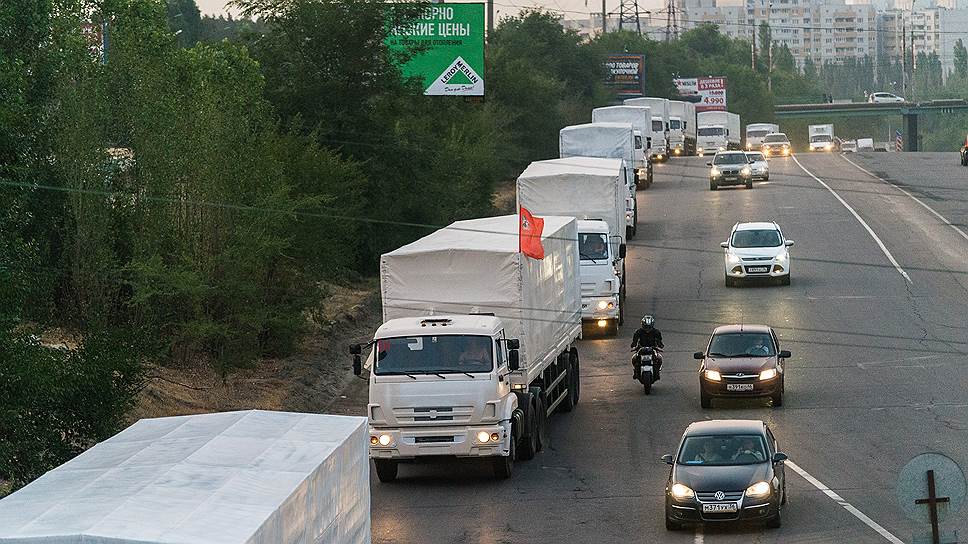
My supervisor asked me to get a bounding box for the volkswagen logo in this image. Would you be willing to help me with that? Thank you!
[428,410,438,420]
[714,490,726,501]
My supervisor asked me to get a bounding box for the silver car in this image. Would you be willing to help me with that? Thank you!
[744,151,769,181]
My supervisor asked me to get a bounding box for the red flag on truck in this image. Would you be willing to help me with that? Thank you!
[519,206,545,260]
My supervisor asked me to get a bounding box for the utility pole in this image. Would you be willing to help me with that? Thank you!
[767,1,774,92]
[618,0,644,34]
[603,0,608,34]
[901,19,907,96]
[487,0,493,40]
[664,0,679,41]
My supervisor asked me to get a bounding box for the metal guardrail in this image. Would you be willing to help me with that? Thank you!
[775,99,968,117]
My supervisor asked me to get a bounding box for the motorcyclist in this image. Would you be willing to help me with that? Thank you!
[631,315,664,380]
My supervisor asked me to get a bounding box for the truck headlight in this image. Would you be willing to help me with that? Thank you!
[671,483,695,499]
[746,481,772,498]
[759,368,777,381]
[376,434,392,446]
[477,431,491,443]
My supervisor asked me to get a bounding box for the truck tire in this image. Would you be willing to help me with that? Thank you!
[517,395,539,461]
[618,299,625,326]
[493,424,515,479]
[533,389,549,453]
[626,226,634,239]
[374,459,398,483]
[570,350,581,406]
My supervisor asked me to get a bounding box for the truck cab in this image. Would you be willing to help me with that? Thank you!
[651,116,669,161]
[697,124,727,155]
[578,219,624,335]
[668,116,684,156]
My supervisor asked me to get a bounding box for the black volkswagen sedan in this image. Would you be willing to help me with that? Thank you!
[663,420,787,530]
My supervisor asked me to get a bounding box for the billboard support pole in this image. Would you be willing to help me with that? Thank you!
[487,0,494,39]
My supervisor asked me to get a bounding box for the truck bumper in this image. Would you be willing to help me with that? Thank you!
[581,296,620,321]
[368,422,511,460]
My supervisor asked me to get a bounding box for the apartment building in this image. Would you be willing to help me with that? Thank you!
[877,5,968,79]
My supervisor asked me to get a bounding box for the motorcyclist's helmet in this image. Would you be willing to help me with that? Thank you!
[642,315,655,328]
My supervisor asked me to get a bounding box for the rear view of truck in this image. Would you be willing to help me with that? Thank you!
[591,105,654,185]
[624,97,670,161]
[359,215,582,481]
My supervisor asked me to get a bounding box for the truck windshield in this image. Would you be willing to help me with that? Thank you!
[652,120,664,132]
[669,119,681,130]
[810,134,832,143]
[747,130,769,138]
[698,127,724,136]
[579,233,609,261]
[374,335,493,375]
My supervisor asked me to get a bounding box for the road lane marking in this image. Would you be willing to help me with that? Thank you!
[840,153,968,243]
[693,525,703,543]
[791,155,913,283]
[786,460,904,544]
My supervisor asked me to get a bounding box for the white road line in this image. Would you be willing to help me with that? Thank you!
[840,153,968,243]
[791,155,913,283]
[786,460,905,544]
[693,525,703,544]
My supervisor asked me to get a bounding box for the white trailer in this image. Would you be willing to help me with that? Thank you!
[697,111,741,154]
[517,157,628,334]
[745,123,779,150]
[667,100,697,156]
[359,215,582,481]
[591,105,654,185]
[624,97,670,161]
[559,122,639,238]
[809,124,835,151]
[0,410,370,544]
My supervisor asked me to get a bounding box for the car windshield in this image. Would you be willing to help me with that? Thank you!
[713,153,748,165]
[810,134,832,143]
[652,120,664,132]
[670,119,681,129]
[708,332,776,358]
[763,134,789,143]
[745,152,765,162]
[731,229,781,248]
[747,130,769,138]
[374,335,493,375]
[698,127,724,136]
[678,434,769,466]
[579,232,609,261]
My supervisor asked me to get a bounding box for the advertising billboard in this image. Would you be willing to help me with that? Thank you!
[674,76,727,111]
[604,54,645,97]
[386,4,485,96]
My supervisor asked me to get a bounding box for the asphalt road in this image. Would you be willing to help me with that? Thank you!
[369,152,968,543]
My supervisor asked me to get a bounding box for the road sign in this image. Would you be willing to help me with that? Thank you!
[673,77,727,112]
[386,4,485,96]
[604,54,645,98]
[897,453,966,543]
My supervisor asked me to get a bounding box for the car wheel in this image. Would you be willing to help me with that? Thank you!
[725,274,737,287]
[781,482,788,505]
[700,390,712,409]
[780,274,791,286]
[709,181,717,191]
[745,180,753,189]
[766,509,782,528]
[772,389,784,407]
[493,425,515,479]
[374,459,398,483]
[665,516,683,531]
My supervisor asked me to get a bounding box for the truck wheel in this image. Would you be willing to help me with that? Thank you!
[517,396,539,460]
[559,353,575,413]
[618,300,625,326]
[700,390,712,409]
[626,226,634,239]
[534,392,549,453]
[374,459,398,483]
[570,351,581,406]
[493,425,515,479]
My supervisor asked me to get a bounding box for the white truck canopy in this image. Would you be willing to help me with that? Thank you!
[0,410,370,544]
[559,122,635,163]
[591,106,652,143]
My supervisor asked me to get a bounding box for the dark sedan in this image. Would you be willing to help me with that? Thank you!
[663,420,787,530]
[695,324,790,408]
[708,151,753,190]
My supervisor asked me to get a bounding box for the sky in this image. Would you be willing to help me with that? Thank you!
[194,0,670,20]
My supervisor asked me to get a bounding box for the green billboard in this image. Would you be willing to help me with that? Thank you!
[386,3,485,96]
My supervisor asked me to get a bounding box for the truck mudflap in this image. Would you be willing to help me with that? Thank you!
[369,422,512,460]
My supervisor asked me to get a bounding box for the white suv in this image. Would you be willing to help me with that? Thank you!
[721,222,794,286]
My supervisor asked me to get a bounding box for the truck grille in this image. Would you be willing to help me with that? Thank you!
[580,282,597,297]
[393,406,474,424]
[414,436,456,444]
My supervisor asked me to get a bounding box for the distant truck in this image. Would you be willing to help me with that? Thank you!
[559,123,639,237]
[697,111,741,154]
[745,123,779,151]
[624,97,670,162]
[591,105,654,185]
[667,100,697,156]
[809,124,835,152]
[518,157,628,334]
[359,215,582,481]
[857,137,875,152]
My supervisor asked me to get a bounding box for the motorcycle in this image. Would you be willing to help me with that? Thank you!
[632,346,662,395]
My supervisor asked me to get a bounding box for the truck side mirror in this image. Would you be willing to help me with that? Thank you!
[508,349,520,371]
[352,354,362,376]
[619,244,627,258]
[506,338,520,350]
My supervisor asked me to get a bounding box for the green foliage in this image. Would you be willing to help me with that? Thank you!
[955,39,968,80]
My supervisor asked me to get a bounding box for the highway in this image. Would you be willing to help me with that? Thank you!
[369,152,968,543]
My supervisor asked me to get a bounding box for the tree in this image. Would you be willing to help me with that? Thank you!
[757,22,772,75]
[953,39,967,79]
[166,0,202,46]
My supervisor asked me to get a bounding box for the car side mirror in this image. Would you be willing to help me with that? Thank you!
[779,350,791,359]
[508,349,520,371]
[619,244,627,258]
[720,241,728,248]
[772,452,788,463]
[785,239,795,247]
[693,352,705,360]
[506,338,520,350]
[706,161,712,167]
[349,343,362,355]
[661,454,674,465]
[352,354,362,376]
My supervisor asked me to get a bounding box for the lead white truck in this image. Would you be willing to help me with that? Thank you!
[697,111,741,155]
[559,122,639,238]
[624,97,670,161]
[355,215,582,481]
[517,157,628,335]
[667,100,697,156]
[591,105,654,186]
[745,122,779,150]
[809,124,835,151]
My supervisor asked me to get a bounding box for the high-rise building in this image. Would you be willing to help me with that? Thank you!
[877,7,968,80]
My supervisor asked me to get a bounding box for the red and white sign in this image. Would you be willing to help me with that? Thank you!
[674,76,727,112]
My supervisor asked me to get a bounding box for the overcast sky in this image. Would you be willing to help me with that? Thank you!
[194,0,670,20]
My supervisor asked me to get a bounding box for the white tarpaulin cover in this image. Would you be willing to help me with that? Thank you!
[0,410,370,544]
[591,106,652,141]
[516,157,627,248]
[380,215,581,382]
[559,123,635,163]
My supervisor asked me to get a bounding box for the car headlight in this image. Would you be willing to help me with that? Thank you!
[710,167,721,177]
[759,368,778,381]
[741,166,751,176]
[704,369,722,382]
[671,483,695,500]
[719,146,726,151]
[776,251,789,263]
[746,481,772,498]
[726,253,741,264]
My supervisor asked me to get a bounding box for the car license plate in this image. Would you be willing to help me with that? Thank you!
[727,383,755,391]
[747,266,769,273]
[702,503,738,513]
[724,176,737,181]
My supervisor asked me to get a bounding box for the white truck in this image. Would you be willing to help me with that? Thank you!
[591,105,654,185]
[697,111,741,155]
[624,97,670,162]
[356,215,582,481]
[559,122,639,238]
[746,123,779,150]
[0,410,371,544]
[667,100,697,157]
[517,157,628,334]
[809,124,835,152]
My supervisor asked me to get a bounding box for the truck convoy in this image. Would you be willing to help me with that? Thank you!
[667,100,697,156]
[746,123,779,150]
[357,215,583,481]
[624,97,670,162]
[591,105,654,185]
[517,157,628,334]
[559,123,639,238]
[809,124,835,152]
[696,111,741,155]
